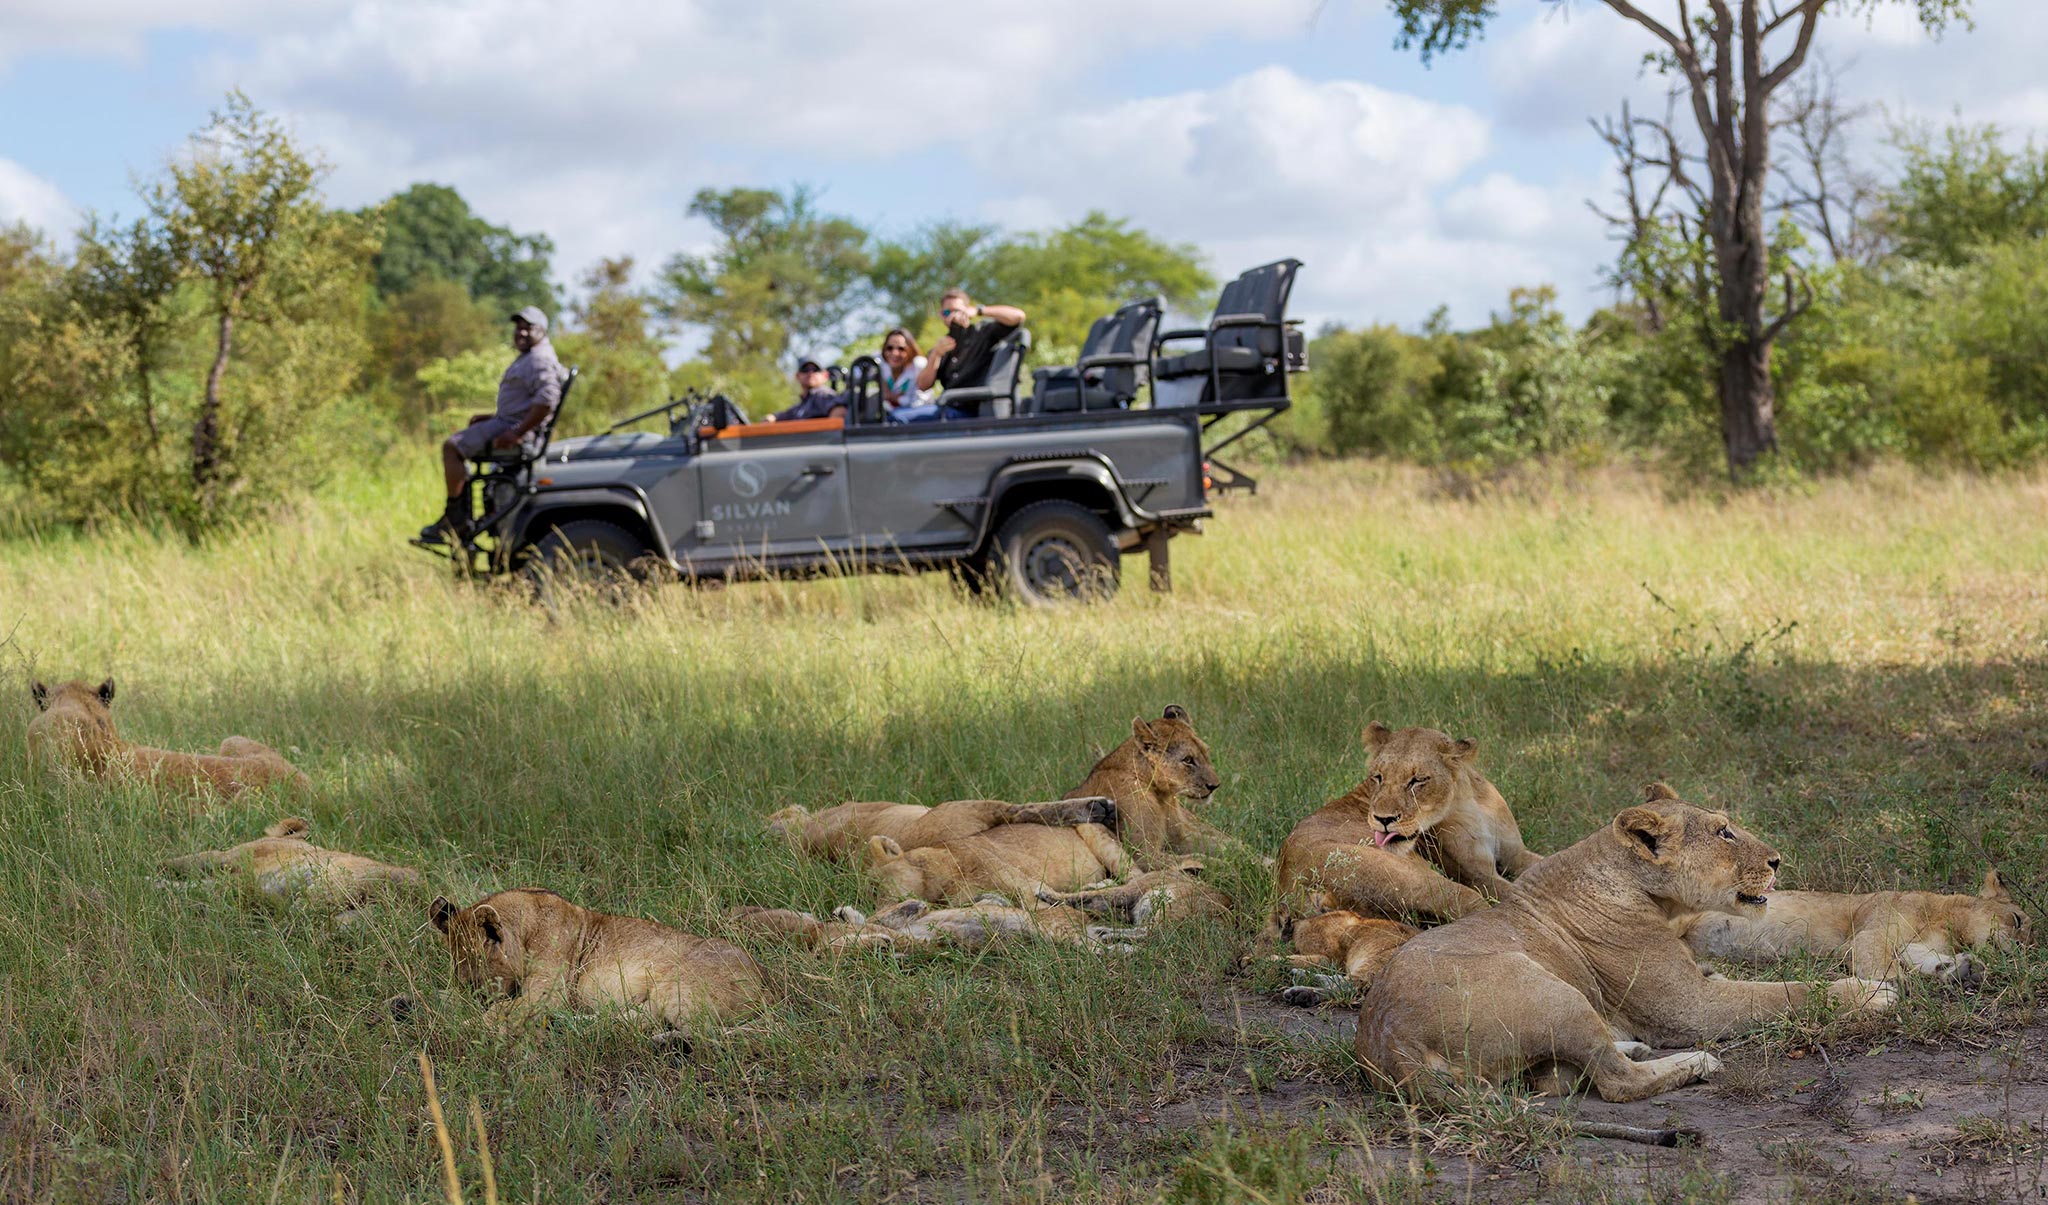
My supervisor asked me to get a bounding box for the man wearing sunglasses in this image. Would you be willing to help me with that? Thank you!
[766,351,847,423]
[915,289,1026,414]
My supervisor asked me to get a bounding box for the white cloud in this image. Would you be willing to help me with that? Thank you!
[971,65,1606,327]
[0,158,73,234]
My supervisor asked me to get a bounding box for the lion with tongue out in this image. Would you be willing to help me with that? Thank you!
[1261,723,1545,951]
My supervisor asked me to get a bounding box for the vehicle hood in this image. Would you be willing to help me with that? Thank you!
[547,432,687,462]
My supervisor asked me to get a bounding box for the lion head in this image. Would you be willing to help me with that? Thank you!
[1355,722,1480,852]
[1956,868,2033,951]
[1132,705,1220,803]
[866,835,956,903]
[431,892,532,994]
[1612,783,1780,920]
[27,678,118,748]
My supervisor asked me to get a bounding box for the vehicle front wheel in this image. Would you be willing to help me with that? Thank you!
[519,518,654,604]
[987,500,1119,605]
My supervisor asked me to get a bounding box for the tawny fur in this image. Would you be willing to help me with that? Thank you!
[1265,723,1541,943]
[1285,910,1423,989]
[431,888,767,1034]
[1036,863,1234,931]
[161,817,421,914]
[28,679,310,799]
[766,705,1231,873]
[732,899,1094,950]
[1676,869,2031,985]
[1355,785,1896,1105]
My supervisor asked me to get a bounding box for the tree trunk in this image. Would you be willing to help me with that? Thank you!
[1717,336,1777,473]
[193,310,233,492]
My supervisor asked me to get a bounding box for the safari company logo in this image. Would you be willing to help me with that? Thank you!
[712,459,792,522]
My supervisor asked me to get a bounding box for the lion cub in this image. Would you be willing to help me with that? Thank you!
[1035,863,1234,938]
[28,678,310,798]
[1267,723,1541,940]
[732,898,1093,951]
[1678,869,2031,985]
[1273,910,1423,1005]
[160,817,421,918]
[1357,785,1895,1105]
[430,889,767,1037]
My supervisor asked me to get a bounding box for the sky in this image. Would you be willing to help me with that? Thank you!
[3,1,2045,333]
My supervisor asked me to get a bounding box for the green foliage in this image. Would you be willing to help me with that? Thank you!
[367,182,557,311]
[553,256,669,433]
[367,277,503,429]
[871,211,1212,365]
[0,93,380,533]
[1881,122,2048,267]
[658,186,872,375]
[414,347,506,430]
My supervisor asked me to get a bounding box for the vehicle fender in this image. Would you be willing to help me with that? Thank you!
[978,456,1146,547]
[512,487,669,557]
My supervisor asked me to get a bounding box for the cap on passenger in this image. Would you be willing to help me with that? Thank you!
[509,305,549,335]
[797,350,833,372]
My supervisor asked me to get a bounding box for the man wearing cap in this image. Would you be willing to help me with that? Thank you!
[766,352,846,424]
[419,305,567,544]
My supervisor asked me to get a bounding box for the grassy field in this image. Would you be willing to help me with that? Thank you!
[2,456,2045,1202]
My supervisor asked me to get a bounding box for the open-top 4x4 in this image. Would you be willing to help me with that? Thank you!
[415,260,1304,604]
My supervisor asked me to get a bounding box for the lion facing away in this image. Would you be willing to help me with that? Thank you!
[430,888,767,1038]
[1677,869,2031,986]
[28,678,310,799]
[766,705,1231,871]
[1273,910,1423,1006]
[1356,784,1895,1105]
[160,817,421,918]
[1267,723,1541,942]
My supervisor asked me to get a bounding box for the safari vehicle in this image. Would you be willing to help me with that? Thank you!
[414,260,1304,605]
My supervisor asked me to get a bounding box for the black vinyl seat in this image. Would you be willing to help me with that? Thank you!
[935,326,1031,418]
[1025,297,1162,415]
[1152,260,1302,404]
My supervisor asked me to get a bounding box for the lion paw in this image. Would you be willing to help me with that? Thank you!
[1944,953,1985,989]
[1277,986,1329,1008]
[1829,977,1900,1015]
[1680,1051,1723,1080]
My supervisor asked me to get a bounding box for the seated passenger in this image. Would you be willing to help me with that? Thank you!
[896,290,1025,422]
[419,306,565,545]
[766,352,846,424]
[877,328,930,414]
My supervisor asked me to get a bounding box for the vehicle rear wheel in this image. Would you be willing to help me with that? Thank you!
[988,500,1119,605]
[520,519,654,604]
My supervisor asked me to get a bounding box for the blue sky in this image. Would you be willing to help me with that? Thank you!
[4,1,2044,331]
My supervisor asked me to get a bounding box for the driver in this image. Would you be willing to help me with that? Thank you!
[765,352,846,423]
[419,306,566,545]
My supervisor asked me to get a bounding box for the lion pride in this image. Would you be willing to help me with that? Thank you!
[28,678,309,798]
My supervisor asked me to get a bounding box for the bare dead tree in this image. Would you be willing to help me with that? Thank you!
[1771,58,1883,265]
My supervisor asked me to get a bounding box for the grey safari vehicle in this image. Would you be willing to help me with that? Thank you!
[415,260,1305,605]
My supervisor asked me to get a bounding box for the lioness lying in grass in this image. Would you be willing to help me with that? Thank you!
[769,706,1232,871]
[1677,868,2031,985]
[28,678,309,798]
[160,817,421,919]
[430,888,767,1040]
[1356,785,1895,1104]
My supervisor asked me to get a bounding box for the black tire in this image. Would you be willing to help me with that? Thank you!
[987,499,1120,605]
[520,518,652,604]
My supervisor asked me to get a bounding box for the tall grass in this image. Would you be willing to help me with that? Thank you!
[1,454,2044,1200]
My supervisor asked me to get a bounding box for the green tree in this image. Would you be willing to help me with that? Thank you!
[72,214,184,456]
[870,220,1002,333]
[658,186,871,373]
[367,182,557,311]
[1880,123,2048,266]
[368,278,502,429]
[554,256,670,432]
[1387,0,1972,478]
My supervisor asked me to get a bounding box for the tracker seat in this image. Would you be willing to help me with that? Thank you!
[1152,260,1301,405]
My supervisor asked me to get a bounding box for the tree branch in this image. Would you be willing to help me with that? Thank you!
[1761,0,1825,94]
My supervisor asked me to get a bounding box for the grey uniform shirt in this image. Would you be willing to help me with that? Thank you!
[495,338,566,426]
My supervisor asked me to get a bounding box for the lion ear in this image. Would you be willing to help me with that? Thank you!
[1982,868,2013,903]
[1162,704,1190,723]
[430,897,457,933]
[474,904,504,945]
[1443,737,1477,765]
[1614,806,1680,862]
[1642,782,1682,803]
[868,835,905,864]
[30,681,48,711]
[265,817,311,839]
[1131,717,1161,750]
[1362,722,1392,753]
[95,678,115,706]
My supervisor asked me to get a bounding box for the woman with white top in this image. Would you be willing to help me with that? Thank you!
[878,328,931,417]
